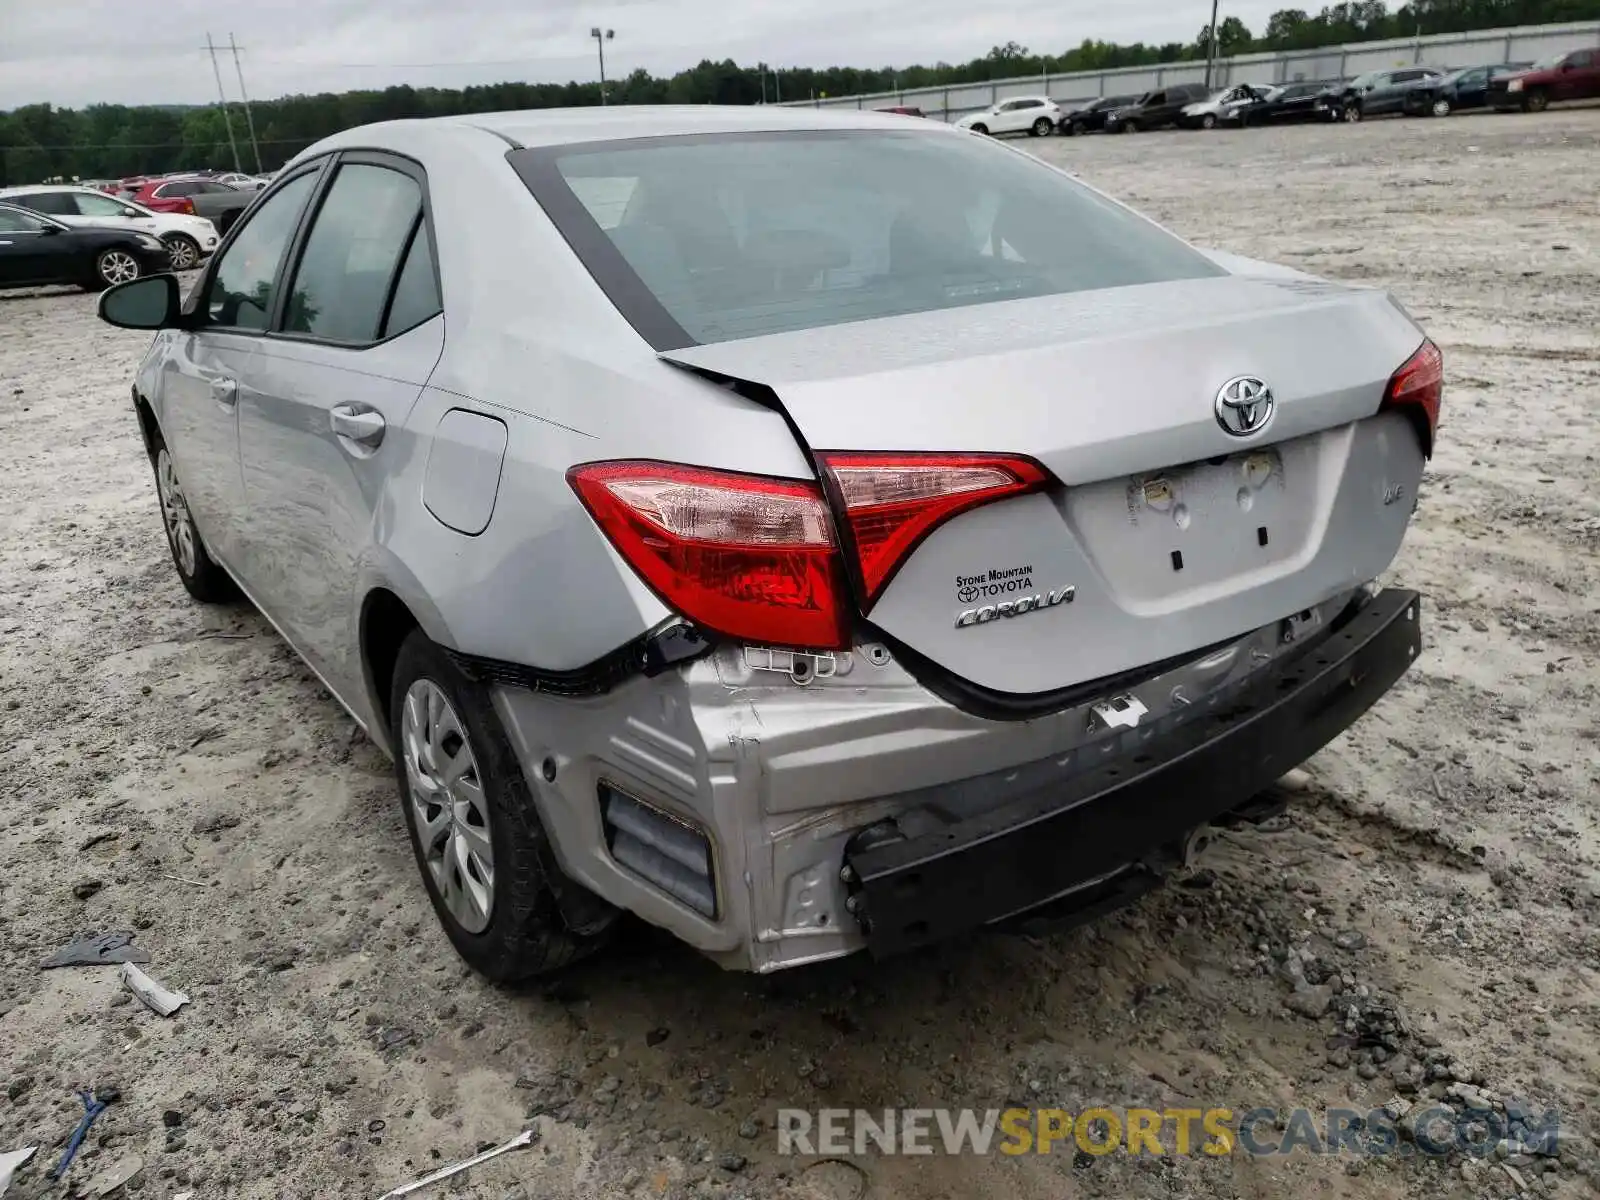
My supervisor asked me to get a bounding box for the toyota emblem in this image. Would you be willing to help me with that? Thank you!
[1214,376,1275,438]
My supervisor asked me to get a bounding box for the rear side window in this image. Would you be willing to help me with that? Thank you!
[17,191,75,216]
[157,181,196,198]
[206,172,318,331]
[283,163,423,343]
[512,130,1222,349]
[381,221,442,338]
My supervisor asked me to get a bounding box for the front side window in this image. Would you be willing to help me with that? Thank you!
[0,208,48,233]
[156,182,197,199]
[205,172,318,331]
[513,130,1223,349]
[282,163,423,343]
[74,192,133,217]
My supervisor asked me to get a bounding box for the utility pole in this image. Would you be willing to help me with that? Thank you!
[1204,0,1222,89]
[204,33,243,173]
[228,33,264,174]
[773,68,781,103]
[591,27,614,104]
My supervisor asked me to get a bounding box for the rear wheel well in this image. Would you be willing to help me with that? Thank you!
[362,589,421,731]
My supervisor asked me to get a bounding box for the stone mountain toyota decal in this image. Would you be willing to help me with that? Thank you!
[956,586,1076,629]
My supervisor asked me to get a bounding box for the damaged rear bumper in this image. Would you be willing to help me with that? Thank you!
[490,587,1419,972]
[843,588,1422,957]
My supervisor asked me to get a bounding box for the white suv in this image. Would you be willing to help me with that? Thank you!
[955,96,1063,137]
[0,185,220,271]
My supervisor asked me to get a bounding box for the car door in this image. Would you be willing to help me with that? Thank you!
[72,189,161,234]
[155,167,325,570]
[1556,50,1600,100]
[234,152,445,705]
[0,207,54,283]
[988,100,1022,134]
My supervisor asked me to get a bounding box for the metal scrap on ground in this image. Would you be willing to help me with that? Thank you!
[0,1147,37,1196]
[375,1129,537,1199]
[119,962,190,1016]
[40,932,152,969]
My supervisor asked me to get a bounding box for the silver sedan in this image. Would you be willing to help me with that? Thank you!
[98,105,1442,976]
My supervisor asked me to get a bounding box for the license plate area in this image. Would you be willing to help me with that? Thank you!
[1063,441,1320,604]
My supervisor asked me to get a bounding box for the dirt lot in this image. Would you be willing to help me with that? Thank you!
[1,108,1598,1200]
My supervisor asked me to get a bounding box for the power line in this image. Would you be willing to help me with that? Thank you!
[203,33,243,173]
[229,33,264,175]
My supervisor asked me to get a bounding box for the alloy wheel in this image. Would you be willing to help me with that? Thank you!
[99,250,139,285]
[1431,98,1452,117]
[166,237,198,270]
[156,448,197,576]
[402,679,495,934]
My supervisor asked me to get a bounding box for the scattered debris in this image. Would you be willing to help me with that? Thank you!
[78,831,119,852]
[0,1147,36,1195]
[40,932,151,970]
[85,1154,143,1196]
[375,1128,536,1198]
[51,1091,111,1179]
[158,872,210,888]
[192,812,241,833]
[72,879,104,901]
[119,963,190,1017]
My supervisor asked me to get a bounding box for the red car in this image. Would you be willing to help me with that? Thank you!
[876,105,926,118]
[1489,47,1600,112]
[118,177,199,215]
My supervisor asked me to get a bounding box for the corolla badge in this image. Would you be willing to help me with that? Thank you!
[956,586,1076,629]
[1214,376,1276,438]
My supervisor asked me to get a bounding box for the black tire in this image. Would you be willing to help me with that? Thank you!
[1523,89,1549,113]
[969,122,989,135]
[1118,119,1139,134]
[147,430,238,603]
[1031,117,1053,137]
[390,631,617,981]
[1200,113,1217,130]
[164,233,201,271]
[1070,121,1087,136]
[1343,101,1363,123]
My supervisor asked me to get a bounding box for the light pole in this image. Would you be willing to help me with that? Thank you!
[1204,0,1221,89]
[591,27,614,104]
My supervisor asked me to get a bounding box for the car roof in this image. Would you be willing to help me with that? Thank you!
[299,104,962,160]
[0,183,99,195]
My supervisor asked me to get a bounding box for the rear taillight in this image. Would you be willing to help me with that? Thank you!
[568,461,850,650]
[818,452,1051,606]
[1382,339,1443,457]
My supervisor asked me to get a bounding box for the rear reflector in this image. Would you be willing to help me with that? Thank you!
[819,452,1051,606]
[568,460,850,650]
[1382,339,1444,457]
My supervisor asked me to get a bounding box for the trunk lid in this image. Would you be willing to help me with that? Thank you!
[662,274,1428,695]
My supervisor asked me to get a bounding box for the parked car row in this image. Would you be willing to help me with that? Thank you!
[0,201,173,291]
[956,47,1599,139]
[0,185,220,270]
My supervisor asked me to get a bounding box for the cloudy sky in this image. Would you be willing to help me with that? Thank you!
[3,0,1292,110]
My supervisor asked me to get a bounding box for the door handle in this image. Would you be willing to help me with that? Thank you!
[209,376,238,407]
[330,404,386,449]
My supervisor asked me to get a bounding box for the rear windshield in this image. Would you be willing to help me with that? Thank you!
[510,130,1223,349]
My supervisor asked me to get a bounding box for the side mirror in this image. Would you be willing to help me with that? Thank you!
[38,223,62,236]
[98,273,182,331]
[121,207,140,218]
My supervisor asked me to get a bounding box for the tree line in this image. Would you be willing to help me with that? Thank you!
[2,0,1595,184]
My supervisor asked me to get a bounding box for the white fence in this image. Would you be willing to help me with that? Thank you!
[785,20,1600,120]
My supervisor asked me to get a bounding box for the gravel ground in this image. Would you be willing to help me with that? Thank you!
[1,108,1598,1200]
